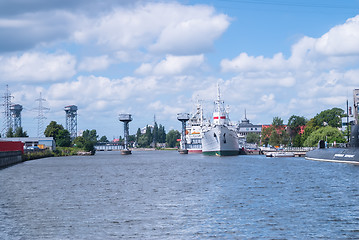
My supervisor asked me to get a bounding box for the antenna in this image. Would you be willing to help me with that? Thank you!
[1,85,13,136]
[35,92,49,137]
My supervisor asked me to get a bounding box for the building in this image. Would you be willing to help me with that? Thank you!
[237,116,262,138]
[0,137,56,150]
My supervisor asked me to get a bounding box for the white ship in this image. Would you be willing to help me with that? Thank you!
[201,86,239,156]
[185,102,204,153]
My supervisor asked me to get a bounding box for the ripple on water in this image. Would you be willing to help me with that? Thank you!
[0,152,358,239]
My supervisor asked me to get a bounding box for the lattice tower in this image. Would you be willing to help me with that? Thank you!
[1,85,13,136]
[64,105,78,140]
[35,92,49,137]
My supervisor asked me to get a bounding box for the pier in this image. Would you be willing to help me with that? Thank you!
[261,147,316,157]
[94,143,125,151]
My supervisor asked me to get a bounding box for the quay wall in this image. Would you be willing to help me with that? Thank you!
[0,151,23,168]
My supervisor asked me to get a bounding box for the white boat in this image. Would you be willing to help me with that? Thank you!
[185,101,204,153]
[201,85,239,156]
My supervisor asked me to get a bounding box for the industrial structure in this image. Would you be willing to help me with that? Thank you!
[1,85,13,136]
[10,104,23,132]
[177,113,190,154]
[35,92,49,137]
[119,114,132,155]
[64,105,78,140]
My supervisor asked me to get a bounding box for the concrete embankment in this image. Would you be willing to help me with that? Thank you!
[0,151,23,168]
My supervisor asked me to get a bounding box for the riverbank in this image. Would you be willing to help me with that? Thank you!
[0,151,23,168]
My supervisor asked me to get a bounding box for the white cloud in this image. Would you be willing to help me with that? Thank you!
[0,52,76,82]
[217,14,359,123]
[78,55,110,72]
[314,15,359,56]
[221,52,287,72]
[148,100,184,117]
[73,2,230,55]
[135,54,204,76]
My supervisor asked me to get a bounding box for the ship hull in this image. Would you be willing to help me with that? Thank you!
[305,148,359,165]
[188,149,202,153]
[202,125,239,156]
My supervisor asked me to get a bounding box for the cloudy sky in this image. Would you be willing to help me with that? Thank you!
[1,0,359,139]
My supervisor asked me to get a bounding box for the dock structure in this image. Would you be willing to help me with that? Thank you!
[177,113,190,154]
[119,114,132,155]
[261,147,315,157]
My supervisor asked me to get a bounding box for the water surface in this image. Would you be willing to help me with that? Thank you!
[1,151,358,239]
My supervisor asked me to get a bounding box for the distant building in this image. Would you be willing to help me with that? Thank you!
[237,116,262,138]
[0,137,56,150]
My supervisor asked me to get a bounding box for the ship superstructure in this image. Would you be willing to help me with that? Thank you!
[201,85,239,156]
[184,101,204,153]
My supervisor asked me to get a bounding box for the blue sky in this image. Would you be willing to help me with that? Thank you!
[1,0,359,139]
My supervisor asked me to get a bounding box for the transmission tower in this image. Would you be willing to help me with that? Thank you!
[2,85,13,136]
[64,105,78,140]
[35,92,49,137]
[10,104,23,132]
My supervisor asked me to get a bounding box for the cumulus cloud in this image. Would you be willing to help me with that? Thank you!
[78,55,111,72]
[0,11,78,52]
[135,54,204,75]
[222,15,359,74]
[0,52,76,82]
[73,2,230,55]
[217,14,359,123]
[221,52,288,72]
[314,15,359,56]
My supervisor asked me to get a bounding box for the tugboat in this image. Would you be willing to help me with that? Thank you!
[201,85,239,156]
[305,89,359,165]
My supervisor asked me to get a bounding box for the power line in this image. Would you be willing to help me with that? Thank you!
[214,0,359,10]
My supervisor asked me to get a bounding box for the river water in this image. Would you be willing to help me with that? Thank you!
[0,151,359,239]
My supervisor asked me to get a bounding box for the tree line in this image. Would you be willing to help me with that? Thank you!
[246,107,347,147]
[42,120,182,151]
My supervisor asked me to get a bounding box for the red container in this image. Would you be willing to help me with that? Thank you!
[0,141,24,154]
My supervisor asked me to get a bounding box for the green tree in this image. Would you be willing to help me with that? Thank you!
[313,107,344,128]
[261,125,273,146]
[261,117,289,147]
[14,127,28,137]
[153,122,158,145]
[82,129,98,143]
[56,129,71,147]
[158,124,166,143]
[44,121,73,147]
[246,132,260,144]
[272,116,284,127]
[166,130,180,148]
[99,135,109,142]
[145,125,153,147]
[136,128,142,143]
[6,127,14,137]
[128,134,136,143]
[73,136,86,148]
[303,126,346,147]
[44,121,64,141]
[287,115,307,147]
[137,134,149,147]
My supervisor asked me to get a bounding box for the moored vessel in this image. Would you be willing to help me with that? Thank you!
[305,89,359,165]
[201,85,239,156]
[185,101,204,153]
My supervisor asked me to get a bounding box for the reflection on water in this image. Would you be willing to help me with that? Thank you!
[0,151,359,239]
